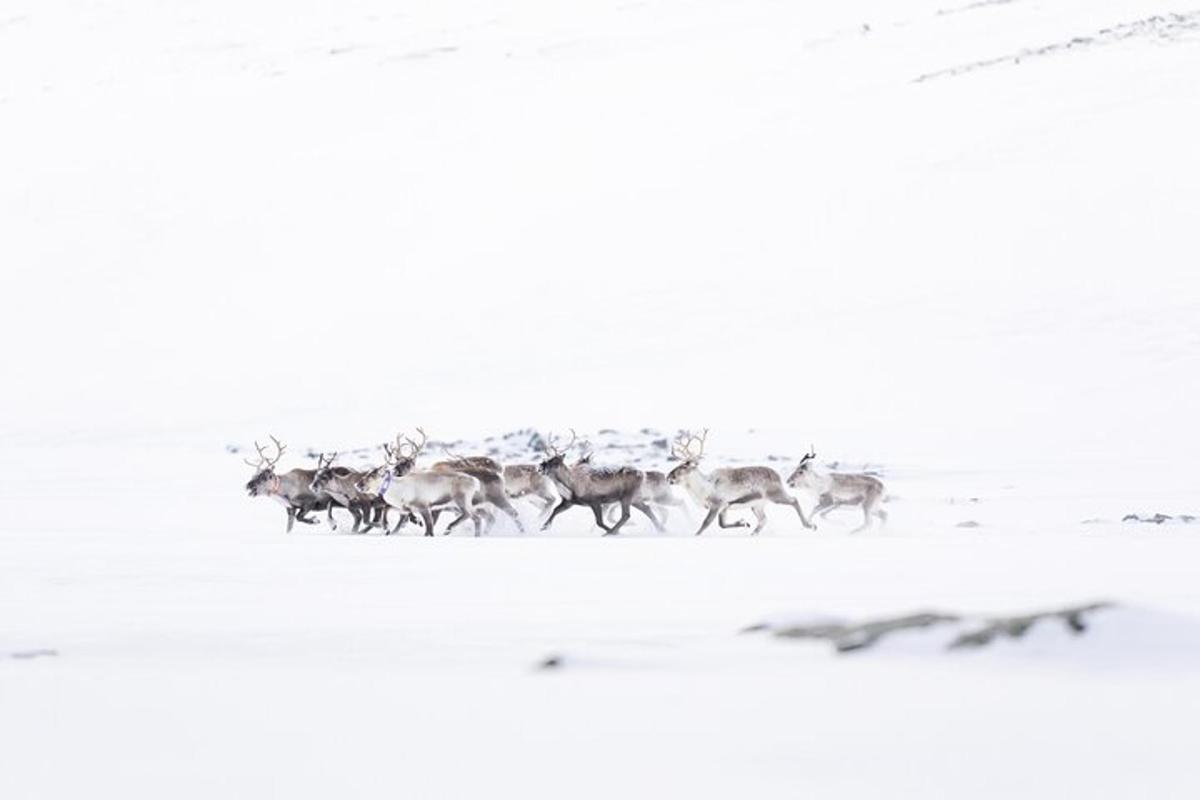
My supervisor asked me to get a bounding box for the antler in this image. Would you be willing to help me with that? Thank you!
[577,437,594,463]
[395,428,428,460]
[543,429,578,458]
[381,442,397,465]
[798,444,817,465]
[244,435,286,470]
[670,429,708,462]
[441,442,467,461]
[317,451,338,469]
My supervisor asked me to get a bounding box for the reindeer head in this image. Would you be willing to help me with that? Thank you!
[244,436,286,496]
[389,428,426,476]
[786,446,818,489]
[537,429,577,475]
[355,429,427,494]
[666,429,707,485]
[309,452,339,495]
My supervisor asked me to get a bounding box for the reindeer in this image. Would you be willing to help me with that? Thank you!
[666,430,815,536]
[575,443,688,528]
[243,436,343,533]
[538,430,662,535]
[309,453,389,533]
[355,430,485,536]
[499,465,560,521]
[433,452,526,534]
[786,448,886,533]
[440,446,560,523]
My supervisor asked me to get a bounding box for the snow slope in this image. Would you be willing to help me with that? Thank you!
[2,0,1200,797]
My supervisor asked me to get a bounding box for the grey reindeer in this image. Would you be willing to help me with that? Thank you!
[787,448,887,533]
[538,430,662,535]
[666,429,815,536]
[244,436,343,533]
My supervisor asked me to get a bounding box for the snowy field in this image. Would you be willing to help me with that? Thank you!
[2,0,1200,797]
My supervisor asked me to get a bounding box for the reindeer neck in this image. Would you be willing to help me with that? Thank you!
[679,468,713,504]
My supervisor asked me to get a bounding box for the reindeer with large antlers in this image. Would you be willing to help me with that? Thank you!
[666,430,815,536]
[355,429,486,536]
[244,436,344,533]
[786,448,887,533]
[538,430,662,535]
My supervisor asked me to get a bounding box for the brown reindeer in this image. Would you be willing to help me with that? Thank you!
[308,453,389,533]
[538,430,662,535]
[243,436,344,533]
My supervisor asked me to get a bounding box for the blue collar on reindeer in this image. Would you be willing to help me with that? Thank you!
[379,469,394,497]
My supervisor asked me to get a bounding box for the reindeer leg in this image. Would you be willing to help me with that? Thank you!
[445,510,469,534]
[633,501,663,532]
[286,507,297,533]
[418,506,437,537]
[541,499,573,532]
[462,493,483,538]
[695,505,721,536]
[718,508,750,529]
[812,494,835,517]
[497,498,524,534]
[769,487,815,529]
[388,507,411,535]
[606,500,632,536]
[590,503,612,533]
[749,502,768,535]
[326,503,338,532]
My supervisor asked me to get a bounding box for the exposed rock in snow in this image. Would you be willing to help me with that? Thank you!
[1122,513,1198,525]
[750,602,1118,654]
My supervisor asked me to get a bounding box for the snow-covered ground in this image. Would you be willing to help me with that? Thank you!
[2,0,1199,797]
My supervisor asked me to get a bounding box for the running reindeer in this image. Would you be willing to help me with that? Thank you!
[576,440,687,528]
[308,453,389,533]
[432,446,526,535]
[666,430,815,535]
[244,436,342,533]
[438,444,560,524]
[355,430,486,536]
[786,448,886,533]
[538,430,662,535]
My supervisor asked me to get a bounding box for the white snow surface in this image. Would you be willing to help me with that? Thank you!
[2,0,1200,797]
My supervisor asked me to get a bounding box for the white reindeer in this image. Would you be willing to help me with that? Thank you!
[666,430,815,535]
[786,448,886,533]
[355,431,485,536]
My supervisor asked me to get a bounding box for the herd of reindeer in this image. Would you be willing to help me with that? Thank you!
[243,429,888,537]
